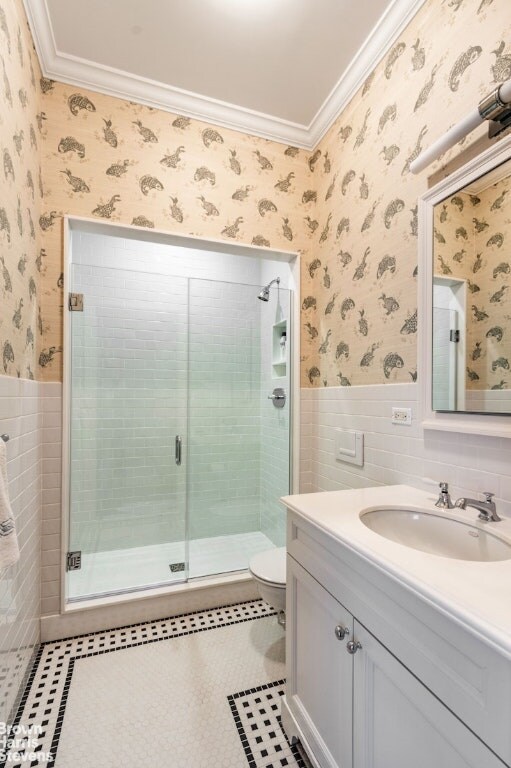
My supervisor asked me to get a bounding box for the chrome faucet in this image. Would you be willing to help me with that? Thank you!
[435,482,454,509]
[454,492,502,522]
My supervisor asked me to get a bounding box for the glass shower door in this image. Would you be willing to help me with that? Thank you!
[187,277,291,578]
[67,264,188,599]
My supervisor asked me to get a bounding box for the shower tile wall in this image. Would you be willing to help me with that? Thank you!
[55,229,292,597]
[68,230,267,558]
[259,265,290,547]
[36,229,293,611]
[69,264,188,555]
[188,279,261,539]
[74,231,267,285]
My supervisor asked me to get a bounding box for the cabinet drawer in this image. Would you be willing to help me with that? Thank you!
[287,510,511,766]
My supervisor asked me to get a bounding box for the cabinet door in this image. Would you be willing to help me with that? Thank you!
[286,555,353,768]
[353,621,506,768]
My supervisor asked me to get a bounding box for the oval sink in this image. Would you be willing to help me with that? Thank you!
[360,507,511,562]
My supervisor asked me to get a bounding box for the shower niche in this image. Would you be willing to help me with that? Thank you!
[63,218,297,604]
[272,319,287,379]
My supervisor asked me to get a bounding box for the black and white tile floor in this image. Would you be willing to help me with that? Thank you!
[2,601,311,768]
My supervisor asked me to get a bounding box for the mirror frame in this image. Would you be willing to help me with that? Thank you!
[419,133,511,439]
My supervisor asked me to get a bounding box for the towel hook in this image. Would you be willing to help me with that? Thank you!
[1,434,9,443]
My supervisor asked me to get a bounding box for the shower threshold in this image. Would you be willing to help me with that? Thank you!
[67,531,275,601]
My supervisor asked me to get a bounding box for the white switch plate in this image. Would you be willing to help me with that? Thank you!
[392,407,412,425]
[334,429,364,466]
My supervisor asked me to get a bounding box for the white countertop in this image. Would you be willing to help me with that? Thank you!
[282,484,511,658]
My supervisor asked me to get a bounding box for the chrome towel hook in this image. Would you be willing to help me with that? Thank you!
[1,434,9,443]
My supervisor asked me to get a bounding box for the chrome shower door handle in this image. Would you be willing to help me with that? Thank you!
[175,435,182,466]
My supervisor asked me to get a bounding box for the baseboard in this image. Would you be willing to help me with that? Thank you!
[280,696,321,768]
[5,643,41,727]
[41,573,259,641]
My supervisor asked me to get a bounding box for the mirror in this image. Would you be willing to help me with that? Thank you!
[420,135,511,437]
[431,155,511,415]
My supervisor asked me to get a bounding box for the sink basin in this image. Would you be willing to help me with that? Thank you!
[360,507,511,561]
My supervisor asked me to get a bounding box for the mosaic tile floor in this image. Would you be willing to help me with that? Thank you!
[3,601,311,768]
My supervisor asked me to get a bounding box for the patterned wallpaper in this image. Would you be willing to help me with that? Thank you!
[2,0,511,386]
[38,87,311,380]
[434,176,511,391]
[299,0,511,387]
[0,0,42,379]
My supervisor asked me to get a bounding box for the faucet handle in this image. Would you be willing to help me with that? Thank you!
[483,492,495,502]
[435,482,454,509]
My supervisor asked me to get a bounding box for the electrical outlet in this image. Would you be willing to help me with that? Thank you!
[392,407,412,425]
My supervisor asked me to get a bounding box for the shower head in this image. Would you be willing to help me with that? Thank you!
[257,277,280,302]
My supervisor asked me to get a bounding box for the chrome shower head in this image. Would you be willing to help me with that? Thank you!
[257,277,280,301]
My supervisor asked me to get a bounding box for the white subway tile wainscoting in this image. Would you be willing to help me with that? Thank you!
[0,376,42,727]
[300,383,511,519]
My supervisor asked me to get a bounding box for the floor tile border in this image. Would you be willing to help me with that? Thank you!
[227,680,309,768]
[2,600,275,768]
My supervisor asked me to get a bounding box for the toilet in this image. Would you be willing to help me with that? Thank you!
[249,547,287,616]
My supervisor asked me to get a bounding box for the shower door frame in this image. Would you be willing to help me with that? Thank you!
[60,215,301,614]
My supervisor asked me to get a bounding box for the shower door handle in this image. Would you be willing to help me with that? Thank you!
[175,435,182,466]
[268,388,286,408]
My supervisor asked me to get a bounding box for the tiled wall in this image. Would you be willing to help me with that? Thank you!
[40,382,62,618]
[69,262,189,553]
[40,229,293,614]
[259,263,291,547]
[300,384,511,519]
[188,279,261,539]
[0,376,41,725]
[67,230,290,550]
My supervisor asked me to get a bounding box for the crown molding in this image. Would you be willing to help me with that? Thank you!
[307,0,427,147]
[24,0,426,151]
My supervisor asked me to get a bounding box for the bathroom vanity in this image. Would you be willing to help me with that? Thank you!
[281,485,511,768]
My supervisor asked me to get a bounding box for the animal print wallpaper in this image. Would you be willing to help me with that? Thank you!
[434,173,511,391]
[300,0,511,387]
[37,88,311,380]
[0,0,42,379]
[2,0,511,386]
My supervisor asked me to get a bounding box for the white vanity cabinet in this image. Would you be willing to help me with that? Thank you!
[282,509,509,768]
[285,555,353,767]
[352,621,503,768]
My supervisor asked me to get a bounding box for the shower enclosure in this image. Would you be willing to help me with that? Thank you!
[64,222,293,602]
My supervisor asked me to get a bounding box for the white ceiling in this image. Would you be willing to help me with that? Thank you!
[25,0,425,147]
